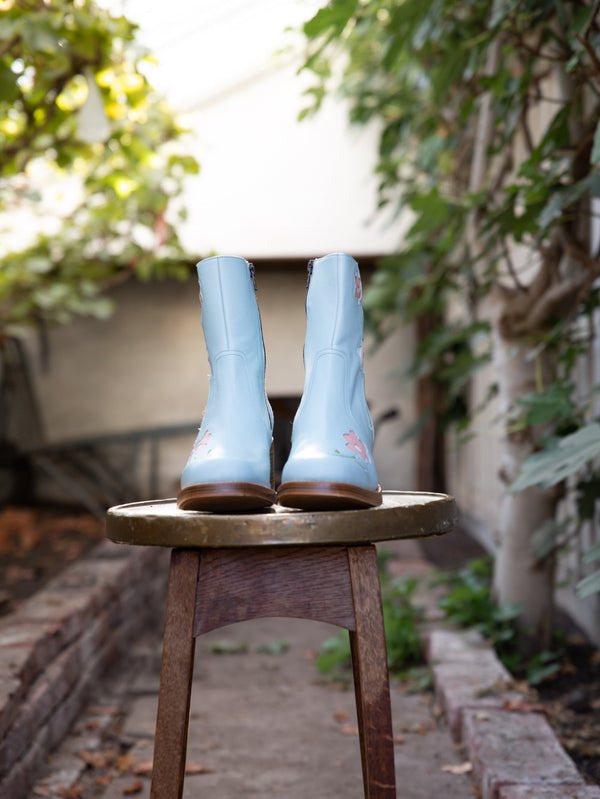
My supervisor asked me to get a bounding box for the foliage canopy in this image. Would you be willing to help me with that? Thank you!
[300,0,600,600]
[0,0,199,332]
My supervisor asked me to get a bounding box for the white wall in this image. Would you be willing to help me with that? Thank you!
[172,59,403,259]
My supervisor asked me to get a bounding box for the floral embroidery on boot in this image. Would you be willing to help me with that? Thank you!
[191,430,212,458]
[354,274,362,302]
[343,430,370,462]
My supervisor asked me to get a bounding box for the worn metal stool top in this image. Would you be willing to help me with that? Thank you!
[106,490,457,548]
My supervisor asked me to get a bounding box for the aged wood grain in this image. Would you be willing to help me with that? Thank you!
[193,546,355,634]
[348,545,396,799]
[150,549,200,799]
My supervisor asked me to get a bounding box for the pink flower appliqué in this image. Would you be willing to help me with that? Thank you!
[192,430,211,455]
[343,430,369,462]
[354,274,362,302]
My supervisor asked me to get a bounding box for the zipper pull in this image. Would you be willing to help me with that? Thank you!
[306,258,315,288]
[249,262,257,290]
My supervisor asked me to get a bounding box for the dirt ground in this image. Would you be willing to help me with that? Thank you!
[0,504,105,615]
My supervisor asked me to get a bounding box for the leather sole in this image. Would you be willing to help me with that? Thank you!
[177,482,276,513]
[276,481,383,511]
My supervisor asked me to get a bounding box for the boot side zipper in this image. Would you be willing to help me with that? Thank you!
[306,258,315,288]
[249,262,257,290]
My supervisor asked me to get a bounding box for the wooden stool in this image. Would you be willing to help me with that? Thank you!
[107,491,456,799]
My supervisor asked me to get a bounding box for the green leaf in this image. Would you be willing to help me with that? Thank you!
[209,640,248,655]
[511,423,600,491]
[531,519,569,559]
[526,651,561,685]
[576,569,600,599]
[20,17,61,53]
[0,65,19,104]
[539,173,600,230]
[26,256,53,274]
[315,631,351,673]
[515,383,576,426]
[583,542,600,564]
[256,640,290,655]
[303,0,359,38]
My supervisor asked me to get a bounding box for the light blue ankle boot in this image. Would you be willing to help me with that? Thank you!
[178,256,276,512]
[277,253,382,510]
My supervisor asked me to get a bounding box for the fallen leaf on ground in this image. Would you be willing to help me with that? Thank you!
[186,762,216,775]
[561,659,577,674]
[442,761,473,775]
[574,742,600,757]
[502,698,548,715]
[256,640,290,655]
[122,780,143,795]
[333,710,349,724]
[474,679,513,697]
[78,749,117,768]
[413,721,434,734]
[116,754,137,772]
[393,734,406,744]
[302,649,318,660]
[5,566,35,581]
[341,724,359,736]
[33,787,51,797]
[132,761,153,776]
[86,705,120,717]
[57,786,84,798]
[132,760,215,777]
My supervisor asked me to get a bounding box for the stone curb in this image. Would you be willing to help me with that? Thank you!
[0,539,169,799]
[423,627,600,799]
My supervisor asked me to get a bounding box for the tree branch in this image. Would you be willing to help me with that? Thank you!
[498,246,600,339]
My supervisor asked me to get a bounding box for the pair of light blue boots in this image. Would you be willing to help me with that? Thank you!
[177,253,382,513]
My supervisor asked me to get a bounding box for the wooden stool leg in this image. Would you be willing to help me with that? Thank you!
[150,550,200,799]
[348,546,396,799]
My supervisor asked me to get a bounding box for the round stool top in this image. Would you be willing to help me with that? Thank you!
[106,491,457,548]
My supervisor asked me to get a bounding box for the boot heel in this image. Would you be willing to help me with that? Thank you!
[177,482,276,513]
[277,481,382,511]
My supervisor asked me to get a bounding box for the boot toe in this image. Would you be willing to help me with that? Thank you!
[181,457,271,491]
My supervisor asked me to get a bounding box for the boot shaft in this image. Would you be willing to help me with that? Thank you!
[304,252,364,360]
[197,255,263,365]
[303,252,373,441]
